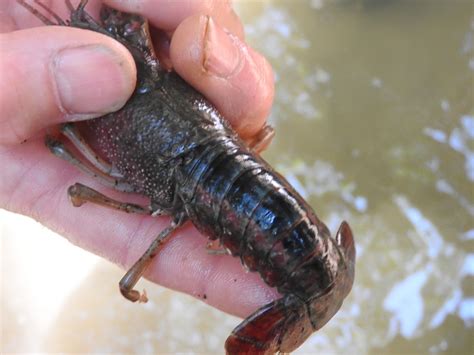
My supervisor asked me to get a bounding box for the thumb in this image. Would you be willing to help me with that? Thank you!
[0,26,136,145]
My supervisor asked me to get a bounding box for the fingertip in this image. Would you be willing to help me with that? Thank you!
[239,49,275,137]
[104,0,244,38]
[170,15,274,139]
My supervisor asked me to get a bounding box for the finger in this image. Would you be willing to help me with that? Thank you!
[104,0,244,38]
[170,15,274,139]
[0,8,17,33]
[0,26,136,145]
[0,139,279,317]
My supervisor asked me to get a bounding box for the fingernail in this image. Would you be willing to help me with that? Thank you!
[52,44,134,119]
[203,16,242,78]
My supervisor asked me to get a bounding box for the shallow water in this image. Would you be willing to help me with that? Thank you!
[239,0,473,353]
[2,0,473,354]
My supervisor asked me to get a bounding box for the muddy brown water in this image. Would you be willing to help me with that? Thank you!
[1,0,473,353]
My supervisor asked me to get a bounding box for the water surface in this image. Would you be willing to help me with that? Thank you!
[238,0,473,353]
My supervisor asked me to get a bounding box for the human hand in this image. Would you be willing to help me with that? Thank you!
[0,0,276,317]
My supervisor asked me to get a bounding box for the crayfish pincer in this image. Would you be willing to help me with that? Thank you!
[19,0,356,353]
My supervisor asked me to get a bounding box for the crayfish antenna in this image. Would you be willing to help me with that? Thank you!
[16,0,66,25]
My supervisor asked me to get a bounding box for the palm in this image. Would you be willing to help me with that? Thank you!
[0,0,276,318]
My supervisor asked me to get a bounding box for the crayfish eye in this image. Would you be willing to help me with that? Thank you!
[104,24,118,36]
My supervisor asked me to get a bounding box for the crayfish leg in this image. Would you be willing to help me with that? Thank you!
[45,134,135,193]
[61,123,123,179]
[119,214,187,303]
[67,183,153,215]
[246,124,275,154]
[225,295,314,354]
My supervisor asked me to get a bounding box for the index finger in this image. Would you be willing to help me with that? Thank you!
[104,0,244,38]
